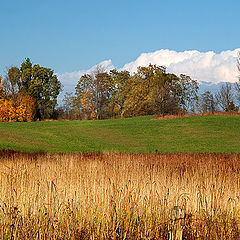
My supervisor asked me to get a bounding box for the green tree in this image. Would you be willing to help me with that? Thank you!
[109,70,130,111]
[20,58,62,119]
[20,58,32,90]
[122,65,170,117]
[122,64,199,117]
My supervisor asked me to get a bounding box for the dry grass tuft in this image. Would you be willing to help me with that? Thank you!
[0,150,240,239]
[153,111,240,120]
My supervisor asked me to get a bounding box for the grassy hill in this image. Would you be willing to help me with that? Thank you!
[0,115,239,153]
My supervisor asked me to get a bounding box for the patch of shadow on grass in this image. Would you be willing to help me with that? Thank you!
[0,129,52,149]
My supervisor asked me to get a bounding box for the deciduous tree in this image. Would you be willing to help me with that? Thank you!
[122,65,170,117]
[0,92,35,122]
[215,83,237,112]
[75,67,114,119]
[0,59,62,121]
[109,69,131,116]
[122,65,199,117]
[20,58,62,119]
[198,91,216,113]
[174,74,199,113]
[7,66,21,95]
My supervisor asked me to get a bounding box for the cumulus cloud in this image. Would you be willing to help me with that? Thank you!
[122,49,240,84]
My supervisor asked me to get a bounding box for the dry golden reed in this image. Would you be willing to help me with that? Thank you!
[0,150,240,239]
[153,111,240,120]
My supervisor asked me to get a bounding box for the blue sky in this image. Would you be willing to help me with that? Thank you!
[0,0,239,77]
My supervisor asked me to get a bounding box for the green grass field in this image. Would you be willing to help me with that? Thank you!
[0,115,239,153]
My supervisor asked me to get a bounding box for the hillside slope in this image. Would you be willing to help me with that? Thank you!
[0,115,239,153]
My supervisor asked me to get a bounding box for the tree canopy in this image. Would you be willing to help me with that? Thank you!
[0,58,62,121]
[63,64,199,119]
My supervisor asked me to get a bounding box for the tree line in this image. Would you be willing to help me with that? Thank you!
[61,53,240,120]
[1,53,240,122]
[62,65,199,120]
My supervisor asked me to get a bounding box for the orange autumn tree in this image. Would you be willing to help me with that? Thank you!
[0,76,35,122]
[15,92,35,122]
[0,95,35,122]
[81,91,96,120]
[0,98,15,122]
[0,76,10,121]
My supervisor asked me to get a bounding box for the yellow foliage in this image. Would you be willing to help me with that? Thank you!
[16,93,35,122]
[81,92,95,120]
[0,93,35,122]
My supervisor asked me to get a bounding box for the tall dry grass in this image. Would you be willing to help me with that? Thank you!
[0,150,240,239]
[153,111,240,120]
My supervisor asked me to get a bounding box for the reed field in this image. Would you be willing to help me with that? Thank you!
[0,150,240,239]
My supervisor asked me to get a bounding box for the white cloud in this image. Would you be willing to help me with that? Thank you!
[122,49,240,84]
